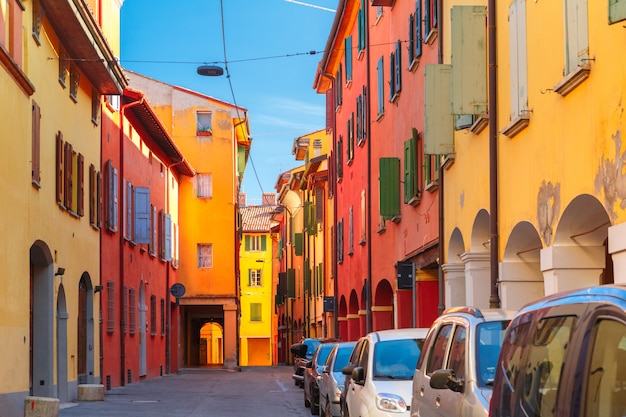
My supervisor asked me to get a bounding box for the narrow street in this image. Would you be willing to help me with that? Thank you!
[59,366,310,417]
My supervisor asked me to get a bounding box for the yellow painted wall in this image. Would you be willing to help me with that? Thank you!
[239,231,273,366]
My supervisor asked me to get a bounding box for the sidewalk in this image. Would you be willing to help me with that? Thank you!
[59,365,307,417]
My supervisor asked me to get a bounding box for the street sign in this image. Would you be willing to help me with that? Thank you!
[170,283,186,298]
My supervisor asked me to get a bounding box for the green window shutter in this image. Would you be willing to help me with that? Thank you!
[610,0,626,24]
[245,235,250,251]
[345,36,353,82]
[304,259,311,294]
[278,237,283,261]
[261,235,267,251]
[404,132,418,203]
[379,158,400,220]
[250,303,262,321]
[248,269,252,287]
[425,155,432,185]
[294,233,303,256]
[424,64,454,155]
[287,268,296,298]
[308,203,317,235]
[451,6,487,115]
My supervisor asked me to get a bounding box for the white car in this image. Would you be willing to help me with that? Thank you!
[342,328,429,417]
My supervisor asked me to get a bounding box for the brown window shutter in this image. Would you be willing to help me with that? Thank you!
[56,132,63,203]
[89,164,95,224]
[326,87,334,133]
[77,153,84,216]
[32,101,41,184]
[97,171,103,228]
[64,143,72,208]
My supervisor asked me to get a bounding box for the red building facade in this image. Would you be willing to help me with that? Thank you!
[314,0,440,341]
[100,89,194,389]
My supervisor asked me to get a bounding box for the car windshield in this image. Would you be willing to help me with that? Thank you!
[316,345,333,371]
[333,344,355,372]
[475,320,510,387]
[373,339,423,380]
[305,339,322,357]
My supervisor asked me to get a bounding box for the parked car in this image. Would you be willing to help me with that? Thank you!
[411,307,515,417]
[490,284,626,417]
[319,341,356,417]
[292,338,322,388]
[304,342,337,414]
[341,328,428,417]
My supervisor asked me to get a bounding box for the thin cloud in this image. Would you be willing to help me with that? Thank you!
[284,0,335,12]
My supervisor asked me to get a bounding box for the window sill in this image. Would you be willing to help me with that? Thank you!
[470,113,489,135]
[357,138,366,147]
[409,58,420,73]
[553,64,591,96]
[425,181,439,193]
[197,131,213,136]
[425,29,438,45]
[32,179,41,189]
[390,92,400,104]
[501,114,530,138]
[391,214,401,224]
[407,195,421,207]
[0,44,35,96]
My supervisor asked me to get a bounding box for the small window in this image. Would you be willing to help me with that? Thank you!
[196,111,212,136]
[150,295,157,336]
[106,281,115,333]
[250,303,262,322]
[91,89,100,125]
[69,64,79,102]
[196,173,212,198]
[129,287,136,335]
[198,243,213,268]
[249,269,262,287]
[377,56,385,117]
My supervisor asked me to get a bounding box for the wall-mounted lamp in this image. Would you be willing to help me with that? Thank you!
[94,285,104,293]
[55,267,65,276]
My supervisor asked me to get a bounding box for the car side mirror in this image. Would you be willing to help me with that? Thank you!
[351,367,365,385]
[290,343,308,358]
[322,365,330,374]
[306,361,313,369]
[430,369,464,393]
[342,365,355,376]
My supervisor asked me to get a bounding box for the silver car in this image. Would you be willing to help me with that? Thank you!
[411,307,515,417]
[318,341,356,417]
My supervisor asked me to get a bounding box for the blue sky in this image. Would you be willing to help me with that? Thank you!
[120,0,337,205]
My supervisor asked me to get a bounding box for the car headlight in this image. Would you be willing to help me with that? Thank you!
[376,393,407,413]
[335,384,344,396]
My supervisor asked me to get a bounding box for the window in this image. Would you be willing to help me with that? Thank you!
[129,288,136,335]
[345,36,353,83]
[32,100,41,186]
[196,173,212,198]
[356,86,367,145]
[159,210,172,261]
[32,0,43,44]
[389,41,402,101]
[89,164,102,228]
[357,0,366,53]
[335,63,343,109]
[564,0,588,75]
[348,206,354,255]
[245,235,266,252]
[426,324,452,374]
[1,0,24,65]
[198,243,213,268]
[249,269,262,287]
[134,187,151,245]
[107,281,115,333]
[160,298,165,336]
[150,295,157,336]
[377,56,385,117]
[122,286,128,334]
[149,205,157,256]
[347,113,354,163]
[250,303,262,322]
[408,2,423,69]
[404,129,420,204]
[448,326,466,381]
[424,0,439,43]
[105,160,119,232]
[610,0,626,24]
[336,135,343,180]
[336,219,344,264]
[585,318,626,416]
[424,154,441,187]
[196,111,212,136]
[360,190,366,244]
[379,157,400,221]
[91,89,100,125]
[69,64,79,102]
[123,180,132,240]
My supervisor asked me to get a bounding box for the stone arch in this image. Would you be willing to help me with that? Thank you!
[29,240,54,397]
[443,228,466,308]
[460,209,492,309]
[348,290,360,341]
[542,194,612,294]
[338,295,348,341]
[500,221,544,310]
[372,279,393,331]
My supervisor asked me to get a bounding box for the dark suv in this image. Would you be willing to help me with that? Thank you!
[490,284,626,417]
[292,338,322,388]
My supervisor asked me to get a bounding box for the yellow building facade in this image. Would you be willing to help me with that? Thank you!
[124,71,251,369]
[439,0,626,311]
[239,202,276,366]
[0,0,125,412]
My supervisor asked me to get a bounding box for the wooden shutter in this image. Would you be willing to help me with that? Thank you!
[64,142,72,208]
[326,87,334,133]
[395,40,402,92]
[134,187,151,244]
[245,235,250,251]
[89,164,95,224]
[287,268,296,298]
[165,213,172,261]
[77,153,84,216]
[261,235,267,251]
[379,157,400,220]
[32,101,41,184]
[56,132,63,203]
[97,171,102,228]
[294,233,303,256]
[315,188,324,222]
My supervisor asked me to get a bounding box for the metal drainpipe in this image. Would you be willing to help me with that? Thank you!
[365,0,373,334]
[437,0,446,315]
[488,0,501,309]
[119,97,144,386]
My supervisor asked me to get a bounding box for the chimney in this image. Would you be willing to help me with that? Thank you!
[262,193,276,206]
[238,193,246,206]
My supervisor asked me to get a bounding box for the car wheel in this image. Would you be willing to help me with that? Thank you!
[311,395,319,415]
